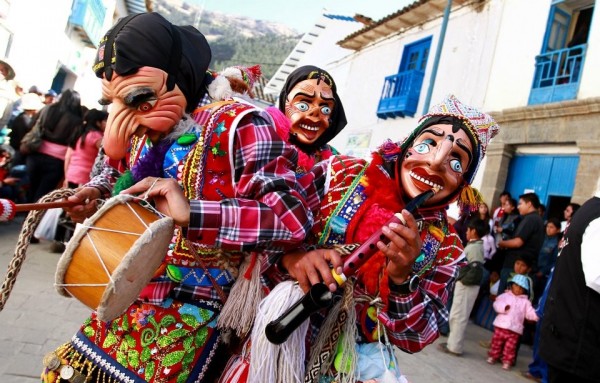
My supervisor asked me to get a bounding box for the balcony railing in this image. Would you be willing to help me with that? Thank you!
[528,44,586,105]
[69,0,106,48]
[377,70,424,119]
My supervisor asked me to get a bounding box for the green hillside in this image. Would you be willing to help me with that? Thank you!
[154,1,300,79]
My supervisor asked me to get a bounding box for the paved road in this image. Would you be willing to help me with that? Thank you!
[0,215,532,382]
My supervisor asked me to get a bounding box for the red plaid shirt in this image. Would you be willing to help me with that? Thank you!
[89,111,327,273]
[279,157,467,354]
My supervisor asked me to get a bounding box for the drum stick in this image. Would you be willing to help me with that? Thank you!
[14,200,80,212]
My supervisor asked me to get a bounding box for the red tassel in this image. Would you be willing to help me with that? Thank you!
[243,251,258,280]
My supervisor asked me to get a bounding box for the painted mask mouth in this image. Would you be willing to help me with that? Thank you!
[409,170,444,191]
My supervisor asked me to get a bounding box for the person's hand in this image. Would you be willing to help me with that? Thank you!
[505,305,510,311]
[3,176,19,185]
[121,177,190,227]
[376,210,422,284]
[280,248,343,293]
[64,187,101,223]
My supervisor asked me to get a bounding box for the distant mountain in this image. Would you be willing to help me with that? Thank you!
[153,1,301,79]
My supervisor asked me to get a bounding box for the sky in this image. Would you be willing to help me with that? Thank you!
[188,0,414,33]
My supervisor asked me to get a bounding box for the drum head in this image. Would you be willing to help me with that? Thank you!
[96,216,174,322]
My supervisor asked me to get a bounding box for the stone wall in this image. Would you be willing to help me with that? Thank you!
[481,97,600,206]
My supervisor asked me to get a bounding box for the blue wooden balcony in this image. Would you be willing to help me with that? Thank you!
[528,44,586,105]
[377,70,425,119]
[69,0,106,48]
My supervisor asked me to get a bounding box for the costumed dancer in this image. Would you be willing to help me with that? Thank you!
[244,95,499,383]
[208,64,347,175]
[41,13,321,383]
[267,65,347,173]
[216,66,348,382]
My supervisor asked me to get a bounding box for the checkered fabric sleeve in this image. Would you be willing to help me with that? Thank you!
[186,113,320,262]
[377,255,465,353]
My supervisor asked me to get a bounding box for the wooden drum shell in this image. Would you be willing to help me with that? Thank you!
[55,196,174,322]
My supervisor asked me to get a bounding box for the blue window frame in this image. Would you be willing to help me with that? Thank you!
[377,36,431,119]
[69,0,107,48]
[529,1,594,105]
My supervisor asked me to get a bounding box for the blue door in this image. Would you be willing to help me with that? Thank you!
[505,154,579,207]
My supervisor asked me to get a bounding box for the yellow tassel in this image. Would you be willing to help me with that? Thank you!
[458,185,483,212]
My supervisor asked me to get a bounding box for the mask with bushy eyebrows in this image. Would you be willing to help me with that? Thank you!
[93,12,211,160]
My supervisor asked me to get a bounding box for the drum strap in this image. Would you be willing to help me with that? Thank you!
[187,240,228,303]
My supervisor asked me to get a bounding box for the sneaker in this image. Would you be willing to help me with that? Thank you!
[437,342,462,356]
[486,357,496,365]
[30,236,40,244]
[502,362,511,370]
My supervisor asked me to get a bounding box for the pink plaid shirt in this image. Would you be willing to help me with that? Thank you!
[88,111,327,299]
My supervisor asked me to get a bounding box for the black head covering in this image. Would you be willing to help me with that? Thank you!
[278,65,347,154]
[93,12,212,113]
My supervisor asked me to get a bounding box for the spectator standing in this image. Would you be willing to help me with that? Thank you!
[0,59,19,145]
[496,193,545,293]
[532,217,561,305]
[48,109,109,253]
[25,89,83,202]
[478,202,497,261]
[8,92,44,166]
[63,109,107,187]
[486,197,520,278]
[487,274,538,370]
[0,145,19,200]
[522,269,554,383]
[494,197,520,243]
[560,202,581,232]
[439,217,487,356]
[492,191,511,228]
[540,177,600,383]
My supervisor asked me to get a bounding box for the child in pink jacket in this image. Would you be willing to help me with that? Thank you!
[487,274,539,370]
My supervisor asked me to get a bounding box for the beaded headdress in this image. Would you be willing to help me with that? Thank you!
[419,94,499,185]
[388,95,499,211]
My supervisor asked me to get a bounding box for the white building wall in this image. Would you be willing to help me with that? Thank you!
[7,0,74,91]
[484,0,551,110]
[265,13,364,98]
[330,1,508,159]
[324,0,599,192]
[4,0,116,109]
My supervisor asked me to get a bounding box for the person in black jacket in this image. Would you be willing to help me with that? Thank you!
[24,89,82,202]
[540,176,600,383]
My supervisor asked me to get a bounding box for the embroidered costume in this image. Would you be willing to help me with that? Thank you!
[246,95,500,383]
[41,13,320,383]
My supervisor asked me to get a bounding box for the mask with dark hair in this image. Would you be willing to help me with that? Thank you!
[93,12,212,112]
[278,65,347,154]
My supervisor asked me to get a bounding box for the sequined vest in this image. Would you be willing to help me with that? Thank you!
[129,101,260,287]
